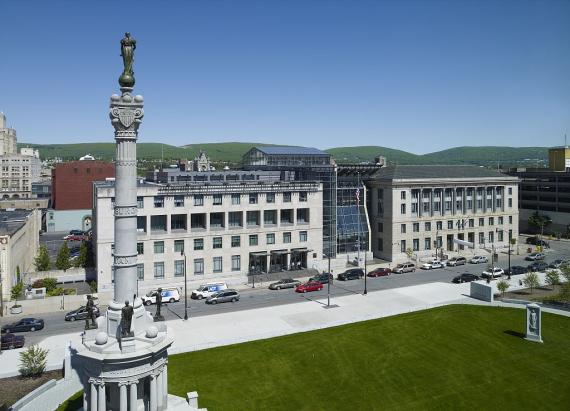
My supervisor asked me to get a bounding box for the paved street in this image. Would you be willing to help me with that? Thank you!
[3,236,569,346]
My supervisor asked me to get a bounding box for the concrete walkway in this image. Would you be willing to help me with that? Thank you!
[0,281,565,379]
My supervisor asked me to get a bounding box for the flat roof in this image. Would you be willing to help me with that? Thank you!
[374,165,518,181]
[254,146,330,156]
[0,209,34,236]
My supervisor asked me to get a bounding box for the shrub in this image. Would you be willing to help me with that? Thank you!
[47,287,64,297]
[497,280,510,297]
[32,279,44,289]
[10,282,23,302]
[523,272,540,294]
[545,270,560,290]
[88,280,97,294]
[19,345,49,377]
[42,277,58,293]
[63,288,77,295]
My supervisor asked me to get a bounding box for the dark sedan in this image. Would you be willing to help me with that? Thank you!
[527,262,549,272]
[337,269,365,281]
[269,278,302,290]
[65,305,101,321]
[452,273,480,284]
[1,333,25,350]
[367,267,391,277]
[1,318,44,334]
[505,266,528,276]
[309,273,334,284]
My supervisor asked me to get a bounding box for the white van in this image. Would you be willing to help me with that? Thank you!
[142,288,181,306]
[191,283,228,300]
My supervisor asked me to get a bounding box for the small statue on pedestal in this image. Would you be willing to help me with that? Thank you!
[121,300,134,337]
[85,295,98,330]
[154,288,164,322]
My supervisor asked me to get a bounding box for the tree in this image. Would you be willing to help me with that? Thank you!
[19,345,49,377]
[528,212,552,234]
[497,279,510,297]
[75,242,88,268]
[56,242,72,271]
[523,272,540,294]
[545,270,560,290]
[34,245,51,272]
[561,266,570,283]
[11,282,23,303]
[405,248,413,259]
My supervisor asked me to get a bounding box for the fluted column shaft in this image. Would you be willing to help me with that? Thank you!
[90,381,98,411]
[97,383,106,411]
[129,381,137,411]
[150,375,158,411]
[120,383,128,411]
[162,365,168,408]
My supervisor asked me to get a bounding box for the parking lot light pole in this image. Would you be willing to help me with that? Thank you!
[364,255,368,295]
[181,250,188,320]
[325,254,331,307]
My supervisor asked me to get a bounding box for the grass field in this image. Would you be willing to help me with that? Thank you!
[168,305,570,410]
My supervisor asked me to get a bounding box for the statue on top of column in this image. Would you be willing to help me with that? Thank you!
[119,32,136,88]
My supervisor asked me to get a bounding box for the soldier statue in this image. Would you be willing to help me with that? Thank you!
[85,295,98,330]
[154,288,164,322]
[121,300,134,337]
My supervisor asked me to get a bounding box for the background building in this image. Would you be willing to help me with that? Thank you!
[0,112,17,156]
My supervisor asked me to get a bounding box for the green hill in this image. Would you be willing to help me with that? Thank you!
[325,146,423,164]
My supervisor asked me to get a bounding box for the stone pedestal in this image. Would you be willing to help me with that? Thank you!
[525,303,543,343]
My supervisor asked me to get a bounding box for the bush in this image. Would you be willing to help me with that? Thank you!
[47,287,64,297]
[63,288,77,295]
[42,277,58,293]
[19,345,49,377]
[10,282,23,302]
[88,281,97,294]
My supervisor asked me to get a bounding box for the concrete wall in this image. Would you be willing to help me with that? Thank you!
[470,282,494,302]
[4,293,94,317]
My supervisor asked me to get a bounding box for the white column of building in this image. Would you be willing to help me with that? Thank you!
[162,365,168,408]
[129,380,138,411]
[157,370,164,409]
[150,374,158,411]
[97,382,106,411]
[119,382,128,411]
[89,379,98,411]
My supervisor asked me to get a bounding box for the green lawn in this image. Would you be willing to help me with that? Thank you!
[168,305,570,410]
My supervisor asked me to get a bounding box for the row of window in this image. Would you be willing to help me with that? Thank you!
[399,198,512,215]
[135,231,309,255]
[137,255,242,279]
[382,216,514,234]
[399,187,512,199]
[136,191,309,208]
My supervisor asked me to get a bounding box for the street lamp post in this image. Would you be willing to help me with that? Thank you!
[364,254,367,295]
[181,251,188,320]
[326,254,331,307]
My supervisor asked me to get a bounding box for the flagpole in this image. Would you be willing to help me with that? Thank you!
[357,171,361,269]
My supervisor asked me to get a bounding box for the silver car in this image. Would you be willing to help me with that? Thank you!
[205,289,240,304]
[269,278,301,290]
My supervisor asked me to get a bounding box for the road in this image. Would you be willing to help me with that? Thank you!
[3,237,570,346]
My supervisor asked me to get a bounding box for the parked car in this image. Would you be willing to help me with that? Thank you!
[527,262,549,272]
[525,252,545,261]
[65,305,101,321]
[142,288,181,305]
[367,267,391,277]
[526,237,550,248]
[421,260,445,270]
[447,256,467,267]
[69,229,84,236]
[309,273,334,284]
[0,333,25,350]
[481,267,504,279]
[393,263,416,274]
[1,318,44,334]
[205,289,240,304]
[505,265,528,276]
[548,259,569,269]
[190,283,227,300]
[470,255,488,264]
[63,234,84,241]
[295,281,324,293]
[269,278,301,290]
[452,273,480,283]
[337,268,365,281]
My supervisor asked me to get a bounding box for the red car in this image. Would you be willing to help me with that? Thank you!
[1,333,25,350]
[367,267,391,277]
[295,281,324,293]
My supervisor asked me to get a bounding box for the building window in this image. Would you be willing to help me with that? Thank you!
[232,255,241,271]
[247,211,260,227]
[154,196,164,208]
[249,235,258,246]
[411,203,418,214]
[401,224,406,234]
[447,220,453,229]
[297,208,309,223]
[154,262,165,279]
[508,198,512,208]
[137,196,144,208]
[445,201,452,211]
[498,230,504,242]
[377,238,383,251]
[300,231,308,242]
[229,211,243,227]
[401,204,406,214]
[194,258,204,275]
[424,238,431,250]
[151,215,167,232]
[413,223,420,232]
[425,222,431,231]
[137,242,144,255]
[283,192,291,202]
[174,195,184,207]
[213,257,223,273]
[378,222,384,232]
[266,193,275,203]
[488,217,494,226]
[210,213,225,229]
[479,218,484,227]
[266,233,275,245]
[174,240,184,253]
[478,232,485,244]
[509,229,513,240]
[213,194,223,205]
[436,236,442,248]
[231,194,241,205]
[264,210,277,225]
[509,216,512,224]
[154,241,164,254]
[194,238,204,251]
[508,187,512,195]
[401,191,406,200]
[249,193,258,204]
[488,231,494,243]
[137,264,144,280]
[231,235,241,247]
[190,214,206,230]
[174,260,184,277]
[281,209,294,224]
[413,239,419,251]
[400,240,406,253]
[213,237,222,249]
[137,216,146,232]
[498,216,503,225]
[436,221,442,230]
[171,214,187,230]
[283,232,292,243]
[469,219,474,228]
[299,192,307,202]
[194,195,204,206]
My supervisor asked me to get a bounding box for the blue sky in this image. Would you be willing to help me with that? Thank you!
[1,0,569,154]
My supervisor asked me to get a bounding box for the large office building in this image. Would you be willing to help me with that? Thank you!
[0,112,17,156]
[366,165,519,263]
[93,173,323,295]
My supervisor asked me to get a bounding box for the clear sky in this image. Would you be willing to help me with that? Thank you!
[1,0,569,154]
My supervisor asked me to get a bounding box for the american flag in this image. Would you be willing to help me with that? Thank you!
[355,188,360,204]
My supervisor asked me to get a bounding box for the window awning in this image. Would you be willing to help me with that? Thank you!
[250,251,269,256]
[270,250,290,255]
[291,247,308,253]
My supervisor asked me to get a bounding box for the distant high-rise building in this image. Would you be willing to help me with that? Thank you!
[0,112,17,156]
